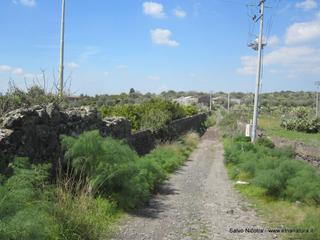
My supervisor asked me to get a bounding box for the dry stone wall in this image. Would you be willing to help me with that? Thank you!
[0,104,208,173]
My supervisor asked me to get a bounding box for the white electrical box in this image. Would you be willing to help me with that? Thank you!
[245,124,252,137]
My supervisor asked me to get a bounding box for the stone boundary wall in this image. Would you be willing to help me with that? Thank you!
[0,104,208,173]
[236,121,320,168]
[130,113,208,155]
[270,136,320,168]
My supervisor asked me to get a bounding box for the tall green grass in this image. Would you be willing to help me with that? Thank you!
[0,131,200,240]
[62,130,200,209]
[224,136,320,239]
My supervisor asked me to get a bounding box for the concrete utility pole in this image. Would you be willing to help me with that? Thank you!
[316,81,320,118]
[227,92,230,112]
[209,91,212,111]
[58,0,65,98]
[251,0,265,143]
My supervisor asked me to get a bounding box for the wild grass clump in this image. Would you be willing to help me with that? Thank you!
[54,177,118,240]
[62,131,150,209]
[0,157,119,240]
[224,136,320,205]
[225,136,320,239]
[204,114,216,128]
[62,130,200,209]
[0,158,59,240]
[0,130,200,240]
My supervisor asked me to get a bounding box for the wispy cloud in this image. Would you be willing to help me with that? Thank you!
[79,46,101,63]
[0,65,12,72]
[285,19,320,45]
[67,62,80,69]
[173,7,187,18]
[238,13,320,78]
[150,28,179,47]
[0,64,25,76]
[13,0,36,7]
[143,2,165,18]
[147,75,160,80]
[267,35,280,47]
[296,0,317,11]
[0,64,41,79]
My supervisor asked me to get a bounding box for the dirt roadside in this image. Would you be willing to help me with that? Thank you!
[111,127,272,240]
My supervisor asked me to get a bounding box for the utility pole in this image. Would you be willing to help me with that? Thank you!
[227,92,230,112]
[251,0,265,143]
[209,91,212,111]
[58,0,65,98]
[316,81,320,118]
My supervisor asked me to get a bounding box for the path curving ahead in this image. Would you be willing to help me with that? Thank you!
[111,127,272,240]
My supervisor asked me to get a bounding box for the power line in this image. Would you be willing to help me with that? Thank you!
[265,0,281,42]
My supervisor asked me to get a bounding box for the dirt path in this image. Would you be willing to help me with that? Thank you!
[111,127,272,240]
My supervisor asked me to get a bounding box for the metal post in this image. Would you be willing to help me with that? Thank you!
[315,81,320,118]
[251,0,265,143]
[227,92,230,112]
[209,91,212,111]
[58,0,65,98]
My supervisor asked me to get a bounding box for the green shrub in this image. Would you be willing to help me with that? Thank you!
[62,130,200,209]
[0,158,59,240]
[256,137,275,148]
[224,136,320,205]
[141,109,171,131]
[297,209,320,240]
[99,98,198,131]
[62,131,150,208]
[54,186,118,240]
[204,115,216,128]
[281,107,320,133]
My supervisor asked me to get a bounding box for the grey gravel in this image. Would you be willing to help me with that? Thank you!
[111,127,272,240]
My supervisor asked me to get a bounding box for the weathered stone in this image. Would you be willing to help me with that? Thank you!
[101,117,131,139]
[0,105,208,175]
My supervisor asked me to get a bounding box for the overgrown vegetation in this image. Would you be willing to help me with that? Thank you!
[281,107,320,133]
[0,131,200,240]
[224,136,320,239]
[260,116,320,147]
[99,98,198,131]
[0,84,59,116]
[204,114,216,128]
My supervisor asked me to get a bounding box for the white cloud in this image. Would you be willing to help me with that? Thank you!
[0,65,12,72]
[67,62,80,69]
[0,64,39,78]
[79,46,101,63]
[237,46,320,76]
[104,71,110,77]
[285,19,320,45]
[12,68,24,75]
[296,0,317,11]
[237,56,256,75]
[147,75,160,80]
[13,0,36,7]
[23,73,37,79]
[267,35,280,47]
[150,28,179,47]
[143,2,165,18]
[173,8,187,18]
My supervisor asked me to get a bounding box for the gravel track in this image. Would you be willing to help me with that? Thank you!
[111,127,272,240]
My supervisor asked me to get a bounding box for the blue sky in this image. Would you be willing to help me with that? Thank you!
[0,0,319,95]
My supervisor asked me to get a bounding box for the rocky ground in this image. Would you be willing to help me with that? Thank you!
[111,127,272,240]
